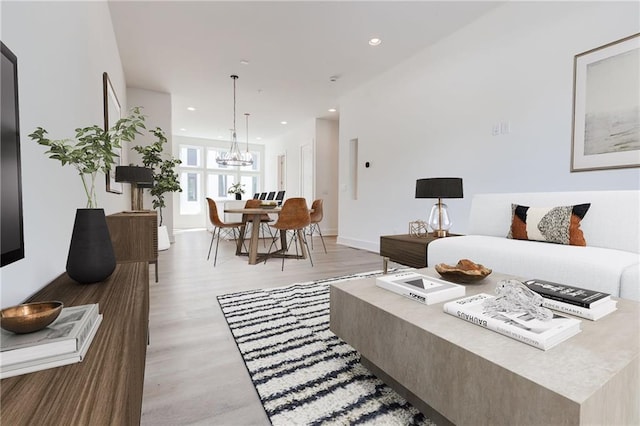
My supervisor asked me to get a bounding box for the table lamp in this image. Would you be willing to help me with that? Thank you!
[115,166,154,212]
[415,177,463,237]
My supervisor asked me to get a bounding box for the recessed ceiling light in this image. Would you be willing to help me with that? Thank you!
[256,137,262,141]
[240,59,249,65]
[328,108,337,112]
[368,38,382,46]
[180,128,187,131]
[281,121,287,125]
[187,107,196,111]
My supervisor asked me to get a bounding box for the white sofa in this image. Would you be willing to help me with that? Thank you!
[427,190,640,301]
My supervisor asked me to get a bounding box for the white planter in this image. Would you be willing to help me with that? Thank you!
[158,225,171,251]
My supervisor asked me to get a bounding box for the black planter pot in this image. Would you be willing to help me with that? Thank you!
[235,193,242,200]
[66,208,116,284]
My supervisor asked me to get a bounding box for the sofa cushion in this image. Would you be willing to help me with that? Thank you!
[427,235,639,298]
[508,203,590,246]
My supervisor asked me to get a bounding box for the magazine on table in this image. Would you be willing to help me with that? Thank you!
[443,293,581,350]
[0,314,102,379]
[523,279,611,308]
[376,271,465,305]
[0,304,99,367]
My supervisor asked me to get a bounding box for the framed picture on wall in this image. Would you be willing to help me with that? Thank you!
[104,72,123,193]
[571,33,640,172]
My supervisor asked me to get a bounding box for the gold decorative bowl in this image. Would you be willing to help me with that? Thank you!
[0,301,64,334]
[435,259,492,284]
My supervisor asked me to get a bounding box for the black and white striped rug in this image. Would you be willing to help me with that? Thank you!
[217,271,435,425]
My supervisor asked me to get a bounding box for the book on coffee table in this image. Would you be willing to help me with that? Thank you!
[376,272,465,305]
[443,293,581,350]
[538,297,617,321]
[523,279,611,308]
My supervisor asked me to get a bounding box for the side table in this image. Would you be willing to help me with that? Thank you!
[379,233,461,272]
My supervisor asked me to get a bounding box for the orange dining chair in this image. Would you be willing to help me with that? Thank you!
[243,199,274,248]
[206,198,244,266]
[266,197,313,271]
[308,199,327,253]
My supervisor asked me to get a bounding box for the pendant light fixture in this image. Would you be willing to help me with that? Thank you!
[242,113,253,165]
[216,75,253,167]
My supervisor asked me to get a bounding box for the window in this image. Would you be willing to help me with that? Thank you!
[180,146,201,167]
[187,173,198,201]
[175,137,264,227]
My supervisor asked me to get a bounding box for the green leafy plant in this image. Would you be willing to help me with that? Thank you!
[132,128,182,226]
[227,182,245,195]
[29,107,146,208]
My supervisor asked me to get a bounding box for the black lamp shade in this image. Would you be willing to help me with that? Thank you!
[415,178,463,199]
[115,166,154,184]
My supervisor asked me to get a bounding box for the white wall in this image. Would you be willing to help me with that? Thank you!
[126,87,175,240]
[265,118,340,234]
[264,119,315,200]
[315,118,339,235]
[1,1,128,307]
[338,1,640,252]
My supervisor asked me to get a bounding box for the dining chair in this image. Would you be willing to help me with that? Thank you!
[275,190,285,205]
[253,193,260,199]
[243,199,274,248]
[308,199,327,253]
[206,198,244,266]
[259,192,267,200]
[266,191,276,200]
[266,197,313,271]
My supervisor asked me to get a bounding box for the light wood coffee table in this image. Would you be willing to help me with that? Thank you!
[329,268,639,426]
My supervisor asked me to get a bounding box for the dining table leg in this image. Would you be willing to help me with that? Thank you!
[296,229,308,259]
[247,214,262,264]
[236,224,247,255]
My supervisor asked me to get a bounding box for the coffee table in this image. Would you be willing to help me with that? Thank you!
[329,268,639,426]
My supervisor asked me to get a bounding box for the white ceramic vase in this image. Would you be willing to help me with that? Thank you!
[158,225,171,251]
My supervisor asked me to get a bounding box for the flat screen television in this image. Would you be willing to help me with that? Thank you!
[1,41,25,267]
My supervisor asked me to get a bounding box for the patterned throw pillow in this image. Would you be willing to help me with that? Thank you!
[507,203,590,246]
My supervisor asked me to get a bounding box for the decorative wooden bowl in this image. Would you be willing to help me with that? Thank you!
[435,259,492,283]
[0,301,64,334]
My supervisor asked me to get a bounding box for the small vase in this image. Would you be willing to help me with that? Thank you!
[235,193,242,200]
[66,208,116,284]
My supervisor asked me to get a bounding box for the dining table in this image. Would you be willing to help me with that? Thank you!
[223,206,310,265]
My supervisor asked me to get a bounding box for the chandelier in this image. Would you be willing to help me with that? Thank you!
[216,75,253,167]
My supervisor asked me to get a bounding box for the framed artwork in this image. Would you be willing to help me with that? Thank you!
[571,33,640,172]
[103,72,123,193]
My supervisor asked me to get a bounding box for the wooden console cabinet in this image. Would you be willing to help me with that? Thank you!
[107,211,158,282]
[380,234,461,271]
[1,263,150,425]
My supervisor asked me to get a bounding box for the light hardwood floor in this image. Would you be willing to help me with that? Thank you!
[141,229,383,425]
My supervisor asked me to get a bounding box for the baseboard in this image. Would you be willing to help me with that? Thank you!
[336,236,378,253]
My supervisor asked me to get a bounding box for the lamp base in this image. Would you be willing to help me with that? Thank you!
[433,229,449,238]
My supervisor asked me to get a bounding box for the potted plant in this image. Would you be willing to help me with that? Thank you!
[29,107,146,284]
[132,128,182,251]
[228,182,245,200]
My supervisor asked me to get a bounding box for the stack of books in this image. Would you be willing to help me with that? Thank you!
[443,294,581,351]
[523,279,617,321]
[0,304,102,379]
[376,272,466,305]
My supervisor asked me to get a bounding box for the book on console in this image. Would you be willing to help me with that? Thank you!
[443,293,581,351]
[376,272,465,305]
[523,279,611,309]
[0,314,102,379]
[0,303,100,367]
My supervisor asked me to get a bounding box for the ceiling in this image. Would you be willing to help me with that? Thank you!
[108,1,501,144]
